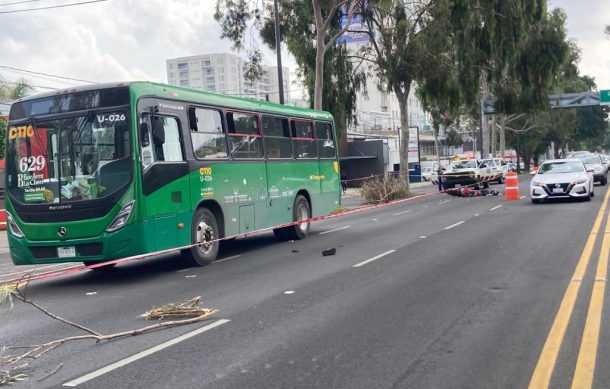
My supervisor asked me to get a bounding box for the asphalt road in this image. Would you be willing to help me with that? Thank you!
[2,177,610,388]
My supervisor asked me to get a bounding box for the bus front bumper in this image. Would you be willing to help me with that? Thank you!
[8,222,148,266]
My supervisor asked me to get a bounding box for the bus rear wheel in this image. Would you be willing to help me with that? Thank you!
[183,207,219,266]
[274,195,310,241]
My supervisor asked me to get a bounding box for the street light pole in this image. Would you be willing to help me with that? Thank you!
[273,0,285,104]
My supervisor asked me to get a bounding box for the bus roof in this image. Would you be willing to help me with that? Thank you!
[12,81,334,122]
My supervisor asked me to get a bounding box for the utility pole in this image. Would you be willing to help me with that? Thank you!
[273,0,285,104]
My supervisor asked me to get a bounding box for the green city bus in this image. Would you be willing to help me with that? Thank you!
[5,82,341,267]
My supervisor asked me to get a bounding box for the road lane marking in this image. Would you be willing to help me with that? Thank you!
[352,250,396,268]
[520,195,527,199]
[529,186,610,389]
[214,255,242,264]
[444,221,465,230]
[439,199,451,204]
[571,205,610,388]
[319,226,351,235]
[63,319,230,387]
[489,205,503,211]
[392,210,411,216]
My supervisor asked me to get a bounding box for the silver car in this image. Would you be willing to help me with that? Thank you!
[574,154,608,185]
[530,159,594,203]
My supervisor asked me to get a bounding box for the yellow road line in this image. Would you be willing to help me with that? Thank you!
[570,203,610,388]
[529,188,610,389]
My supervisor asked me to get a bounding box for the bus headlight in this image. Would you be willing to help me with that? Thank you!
[7,212,24,238]
[106,201,135,232]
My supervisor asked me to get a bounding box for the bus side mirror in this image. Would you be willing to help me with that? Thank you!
[140,122,150,147]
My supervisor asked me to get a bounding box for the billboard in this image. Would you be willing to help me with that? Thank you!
[337,4,369,45]
[408,128,419,163]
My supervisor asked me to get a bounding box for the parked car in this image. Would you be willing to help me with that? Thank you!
[530,159,594,203]
[573,153,608,185]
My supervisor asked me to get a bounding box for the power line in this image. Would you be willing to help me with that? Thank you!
[0,0,108,14]
[2,80,58,90]
[0,0,46,7]
[0,65,96,83]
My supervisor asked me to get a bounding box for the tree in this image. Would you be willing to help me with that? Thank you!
[215,0,359,110]
[216,0,366,145]
[0,77,34,101]
[0,78,34,159]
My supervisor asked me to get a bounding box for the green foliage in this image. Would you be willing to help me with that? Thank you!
[265,1,367,132]
[445,129,463,148]
[0,77,34,101]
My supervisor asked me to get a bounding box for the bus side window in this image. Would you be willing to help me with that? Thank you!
[315,122,335,159]
[291,120,316,159]
[189,107,227,159]
[263,116,292,159]
[227,112,263,159]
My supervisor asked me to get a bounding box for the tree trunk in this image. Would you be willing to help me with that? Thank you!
[498,114,506,158]
[314,38,325,110]
[398,94,410,192]
[433,122,440,164]
[490,115,497,157]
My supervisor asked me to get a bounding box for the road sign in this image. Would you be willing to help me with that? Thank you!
[600,90,610,106]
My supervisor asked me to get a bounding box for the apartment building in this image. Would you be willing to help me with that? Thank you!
[166,53,289,104]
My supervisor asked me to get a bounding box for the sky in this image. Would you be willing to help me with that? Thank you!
[0,0,608,98]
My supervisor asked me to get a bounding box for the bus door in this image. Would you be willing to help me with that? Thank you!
[315,121,340,195]
[262,116,294,226]
[139,111,191,252]
[226,111,267,233]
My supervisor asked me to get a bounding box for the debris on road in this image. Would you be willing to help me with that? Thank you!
[322,248,336,256]
[140,296,216,320]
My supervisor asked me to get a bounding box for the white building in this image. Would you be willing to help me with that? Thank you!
[166,53,289,104]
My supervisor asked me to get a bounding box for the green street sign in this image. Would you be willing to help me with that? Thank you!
[600,89,610,105]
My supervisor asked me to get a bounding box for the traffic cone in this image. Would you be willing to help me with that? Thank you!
[504,172,520,201]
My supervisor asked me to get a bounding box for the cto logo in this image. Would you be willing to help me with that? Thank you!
[8,125,34,140]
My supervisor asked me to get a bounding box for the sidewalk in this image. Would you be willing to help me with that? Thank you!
[342,180,438,207]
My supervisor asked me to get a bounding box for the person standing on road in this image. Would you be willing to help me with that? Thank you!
[435,163,444,192]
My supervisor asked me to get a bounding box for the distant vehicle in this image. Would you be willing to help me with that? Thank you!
[573,154,608,185]
[479,158,508,184]
[567,150,592,158]
[530,159,594,203]
[421,166,437,182]
[440,159,489,190]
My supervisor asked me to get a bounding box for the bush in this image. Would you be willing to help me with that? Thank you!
[361,177,410,204]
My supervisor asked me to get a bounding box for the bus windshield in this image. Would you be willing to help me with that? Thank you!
[6,110,131,205]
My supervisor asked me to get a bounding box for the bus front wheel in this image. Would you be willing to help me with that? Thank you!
[274,195,310,241]
[184,207,220,266]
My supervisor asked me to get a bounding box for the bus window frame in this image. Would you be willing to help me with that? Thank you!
[225,109,264,160]
[314,120,337,160]
[139,112,186,170]
[290,118,317,160]
[262,114,293,160]
[188,105,229,161]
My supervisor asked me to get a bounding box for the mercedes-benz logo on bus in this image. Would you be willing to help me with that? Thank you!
[58,227,67,237]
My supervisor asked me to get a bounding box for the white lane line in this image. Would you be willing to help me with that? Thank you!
[489,205,503,211]
[520,195,527,199]
[352,250,396,268]
[392,210,411,216]
[444,221,465,230]
[319,226,351,235]
[63,319,230,387]
[214,255,242,264]
[439,199,451,204]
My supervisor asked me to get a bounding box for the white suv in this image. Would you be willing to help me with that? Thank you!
[479,158,508,184]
